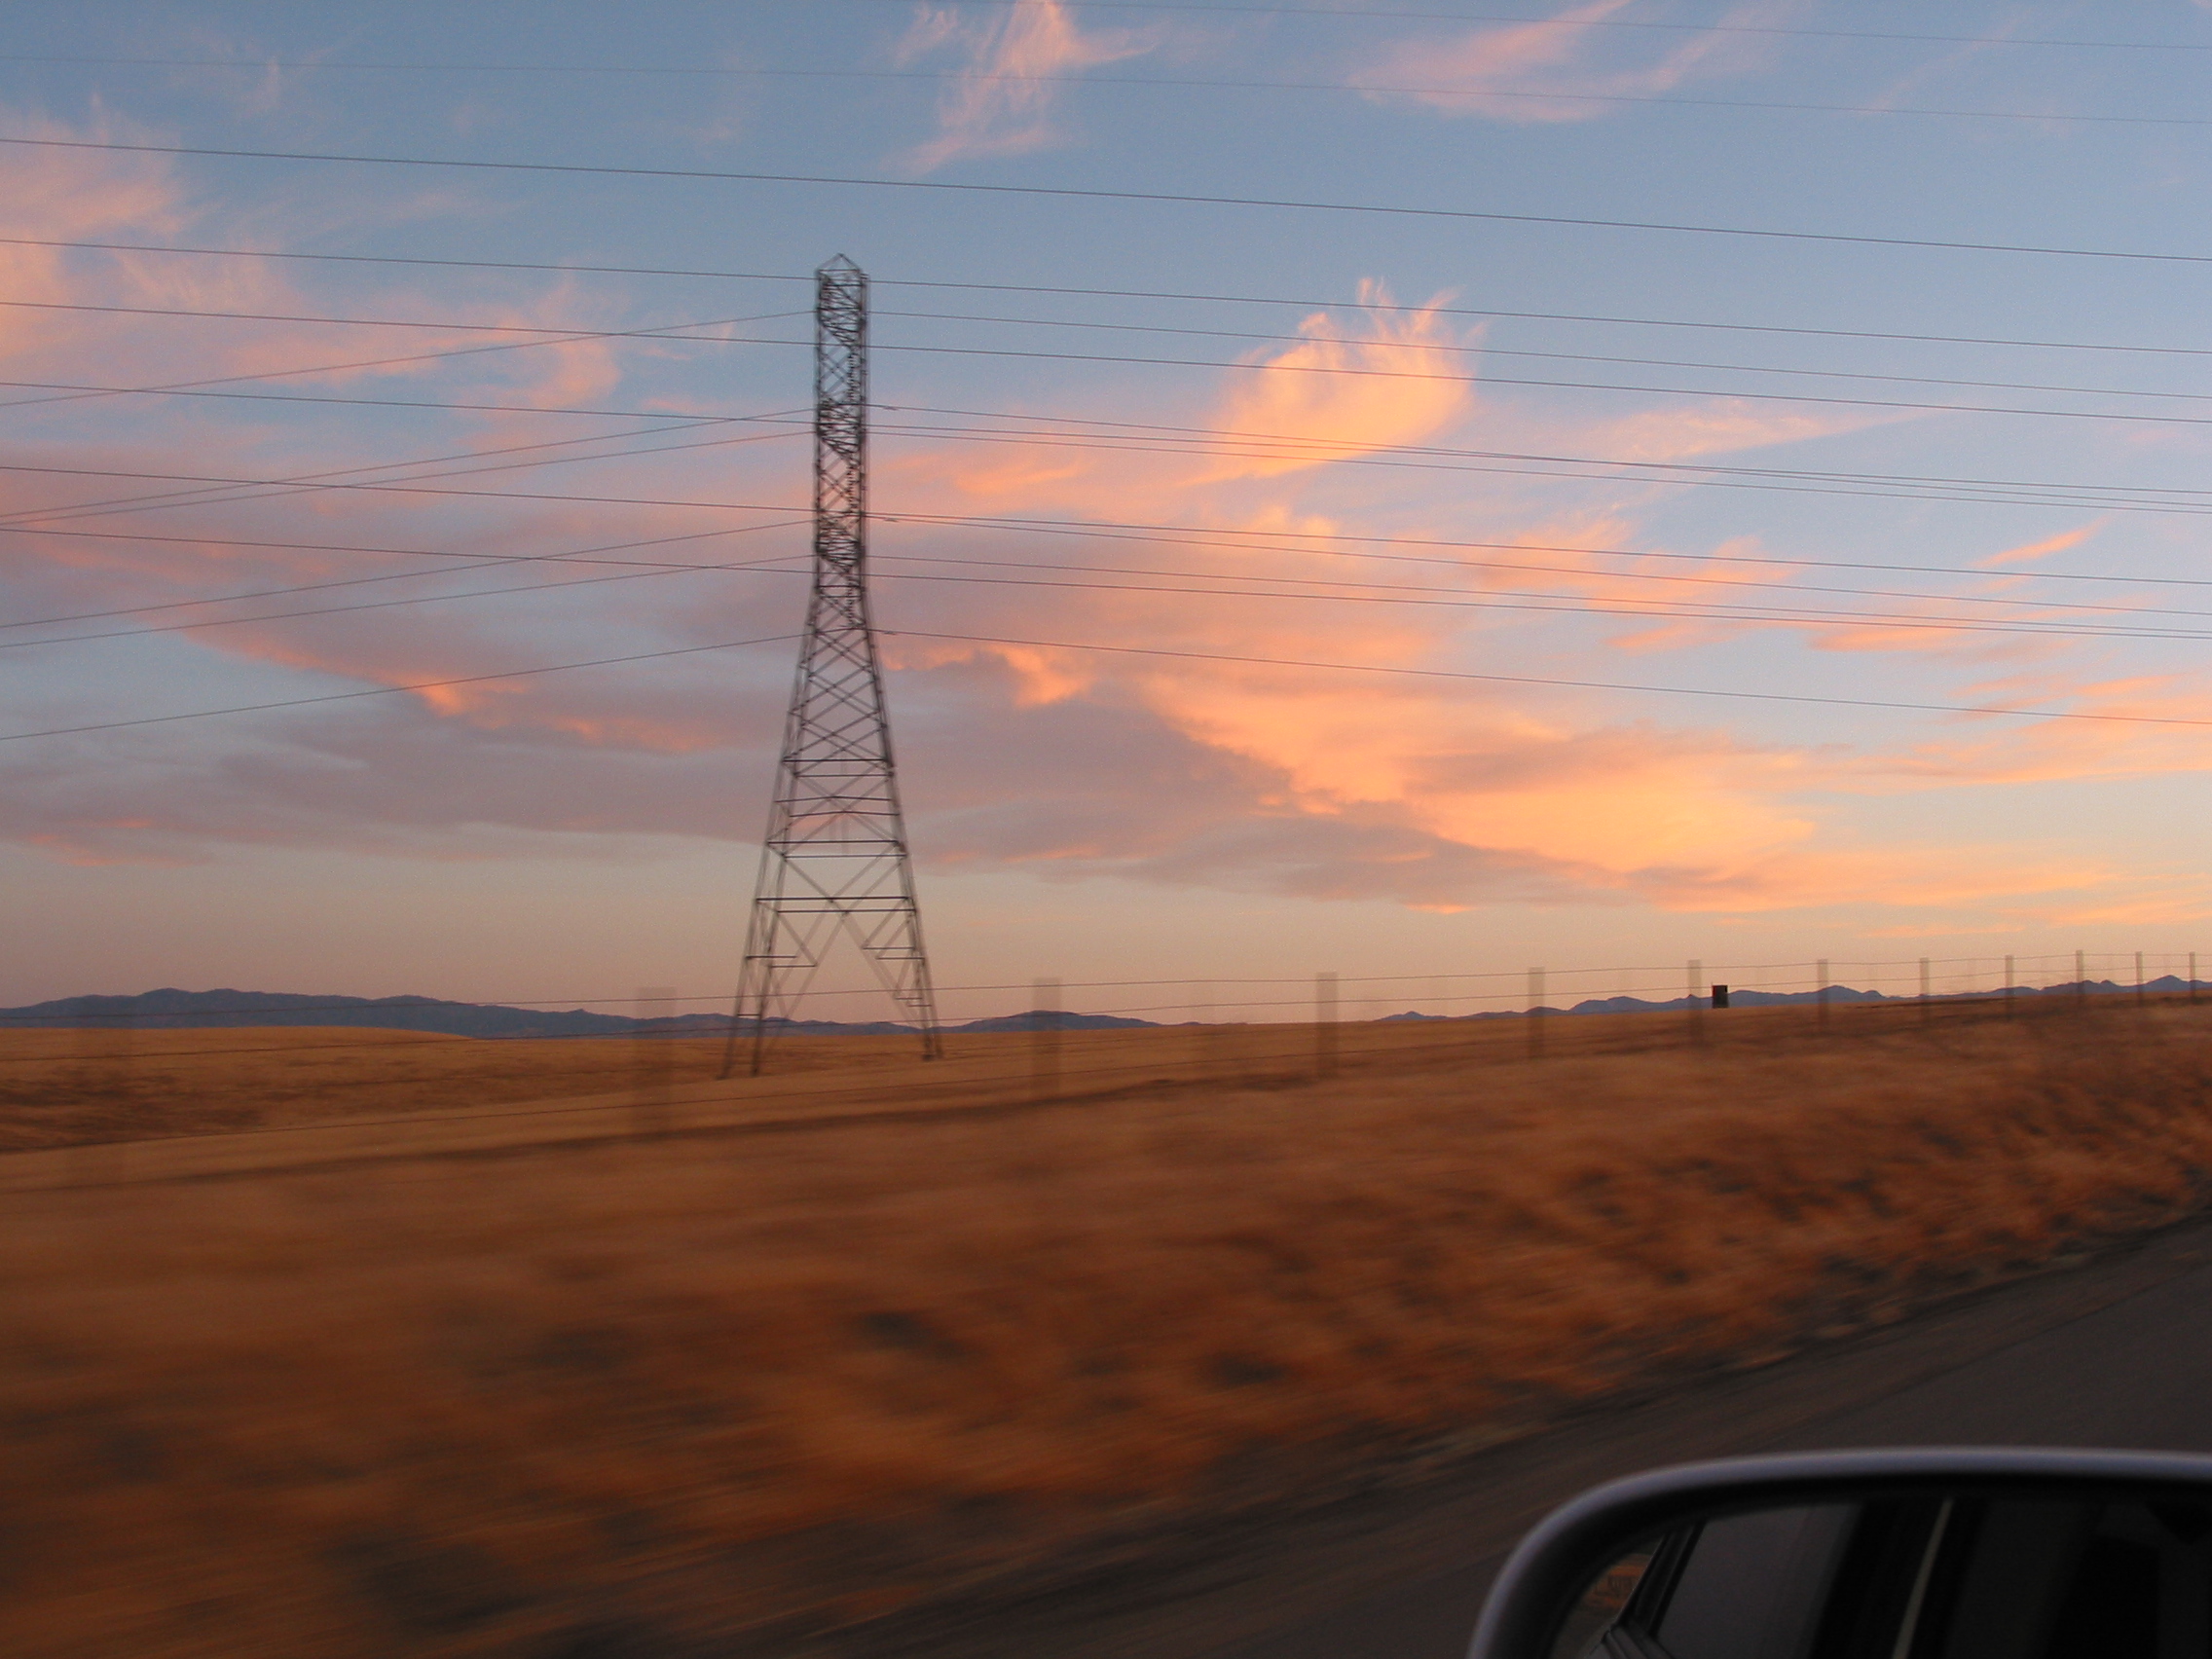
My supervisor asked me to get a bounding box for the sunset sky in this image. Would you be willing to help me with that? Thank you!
[10,1,2212,1021]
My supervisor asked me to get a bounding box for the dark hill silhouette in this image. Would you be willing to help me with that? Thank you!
[1,977,2195,1036]
[0,988,1155,1037]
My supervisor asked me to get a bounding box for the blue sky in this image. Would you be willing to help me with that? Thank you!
[8,1,2212,1019]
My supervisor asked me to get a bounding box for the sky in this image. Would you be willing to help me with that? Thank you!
[8,0,2212,1022]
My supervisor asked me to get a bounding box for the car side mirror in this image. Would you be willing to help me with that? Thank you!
[1466,1447,2212,1659]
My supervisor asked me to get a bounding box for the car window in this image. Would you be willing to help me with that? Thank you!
[1918,1498,2212,1659]
[1648,1504,1857,1659]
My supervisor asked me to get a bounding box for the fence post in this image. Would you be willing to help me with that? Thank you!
[1687,959,1705,1047]
[2137,950,2147,1007]
[2005,954,2015,1018]
[2076,949,2088,1011]
[2194,952,2200,1005]
[1528,967,1546,1060]
[632,986,677,1135]
[1918,958,1932,1023]
[1032,977,1062,1101]
[1817,958,1830,1031]
[1315,972,1340,1079]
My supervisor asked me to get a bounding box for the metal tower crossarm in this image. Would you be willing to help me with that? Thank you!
[724,259,943,1076]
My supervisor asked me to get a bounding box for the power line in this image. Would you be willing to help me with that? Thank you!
[870,547,2212,633]
[0,376,801,424]
[821,0,2212,55]
[0,633,796,744]
[883,629,2212,729]
[9,478,2204,644]
[1,543,810,651]
[0,523,805,630]
[889,405,2212,503]
[0,426,810,532]
[865,566,2212,645]
[873,414,2212,517]
[11,51,2210,129]
[36,288,2212,409]
[3,498,2187,666]
[865,339,2212,431]
[0,293,806,343]
[16,610,2205,742]
[893,508,2212,592]
[12,235,2211,361]
[28,289,2212,433]
[18,537,2202,660]
[29,291,2212,431]
[11,133,2212,267]
[0,309,805,420]
[876,309,2212,408]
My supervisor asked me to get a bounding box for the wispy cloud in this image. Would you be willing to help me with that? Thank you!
[1198,284,1477,481]
[897,1,1161,169]
[1975,519,2103,569]
[1352,0,1799,125]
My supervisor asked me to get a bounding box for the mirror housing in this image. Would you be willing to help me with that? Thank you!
[1466,1447,2212,1659]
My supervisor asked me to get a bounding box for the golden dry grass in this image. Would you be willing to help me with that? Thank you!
[0,1022,937,1149]
[6,999,2212,1656]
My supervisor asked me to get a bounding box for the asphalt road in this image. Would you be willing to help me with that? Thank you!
[851,1216,2212,1659]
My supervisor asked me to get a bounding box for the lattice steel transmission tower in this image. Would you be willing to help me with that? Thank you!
[721,258,942,1077]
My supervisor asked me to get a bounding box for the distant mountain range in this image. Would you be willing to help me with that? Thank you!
[1,977,2198,1038]
[1381,976,2205,1020]
[0,987,1164,1038]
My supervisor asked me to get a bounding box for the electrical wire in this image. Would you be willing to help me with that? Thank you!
[11,133,2212,268]
[868,546,2212,630]
[874,309,2212,408]
[0,309,804,420]
[882,628,2212,728]
[887,405,2212,506]
[0,632,797,745]
[819,0,2212,55]
[10,51,2212,129]
[863,566,2212,645]
[0,522,808,632]
[864,338,2212,431]
[870,414,2212,516]
[14,539,2202,658]
[0,427,809,533]
[0,542,810,651]
[881,507,2212,592]
[32,294,2212,411]
[0,378,796,424]
[0,293,807,343]
[11,235,2212,363]
[23,298,2212,465]
[10,614,2210,745]
[0,505,2188,670]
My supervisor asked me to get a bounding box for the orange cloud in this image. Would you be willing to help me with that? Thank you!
[1974,519,2104,569]
[2,136,2188,937]
[899,1,1161,170]
[1198,285,1476,481]
[1353,0,1795,124]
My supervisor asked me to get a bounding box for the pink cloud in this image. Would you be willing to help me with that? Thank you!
[1198,284,1477,482]
[1352,0,1798,125]
[1974,519,2104,570]
[898,1,1162,170]
[0,137,2191,938]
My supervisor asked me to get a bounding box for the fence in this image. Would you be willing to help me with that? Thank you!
[2,949,2207,1186]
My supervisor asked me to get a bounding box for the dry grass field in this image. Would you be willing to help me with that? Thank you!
[6,999,2212,1656]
